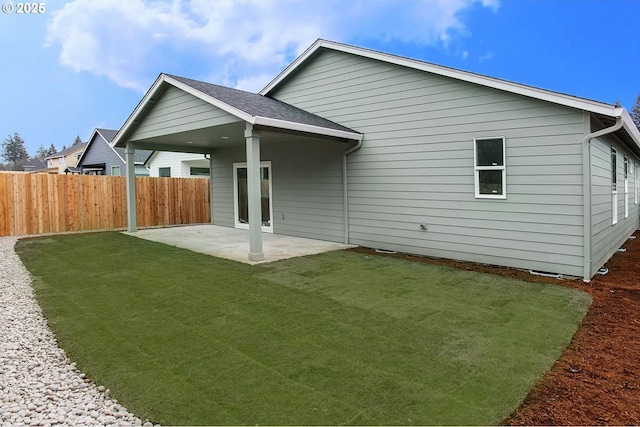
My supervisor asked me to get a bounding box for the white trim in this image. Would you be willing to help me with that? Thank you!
[163,75,254,123]
[112,73,361,149]
[110,165,121,176]
[233,161,273,233]
[474,136,507,199]
[262,40,616,115]
[77,129,124,165]
[111,74,166,149]
[261,39,640,150]
[253,116,362,141]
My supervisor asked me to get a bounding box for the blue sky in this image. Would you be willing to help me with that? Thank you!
[1,0,639,157]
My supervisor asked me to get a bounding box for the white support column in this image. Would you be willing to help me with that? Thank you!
[245,123,264,261]
[125,144,137,232]
[208,153,215,225]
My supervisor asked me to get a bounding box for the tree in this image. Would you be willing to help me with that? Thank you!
[1,132,29,170]
[35,143,58,158]
[73,135,83,146]
[631,93,640,131]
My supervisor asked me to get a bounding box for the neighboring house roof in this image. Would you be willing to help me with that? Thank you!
[114,147,153,164]
[112,73,362,148]
[77,128,152,166]
[44,143,87,161]
[22,157,47,172]
[261,39,640,150]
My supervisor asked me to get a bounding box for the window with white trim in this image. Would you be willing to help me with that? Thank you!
[611,148,617,225]
[635,162,639,204]
[159,167,171,177]
[111,165,121,176]
[624,156,629,218]
[474,137,506,199]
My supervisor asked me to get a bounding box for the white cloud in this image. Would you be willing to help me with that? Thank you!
[46,0,498,92]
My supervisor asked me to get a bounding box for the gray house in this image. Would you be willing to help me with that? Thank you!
[113,39,640,281]
[76,128,152,176]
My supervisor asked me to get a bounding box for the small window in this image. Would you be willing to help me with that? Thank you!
[635,162,639,204]
[190,167,210,176]
[624,156,629,218]
[159,167,171,177]
[111,166,121,176]
[474,137,506,198]
[611,148,617,192]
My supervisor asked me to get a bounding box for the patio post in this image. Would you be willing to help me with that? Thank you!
[245,123,264,261]
[125,144,137,232]
[209,152,215,225]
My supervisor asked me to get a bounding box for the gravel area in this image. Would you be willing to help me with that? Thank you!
[0,236,154,427]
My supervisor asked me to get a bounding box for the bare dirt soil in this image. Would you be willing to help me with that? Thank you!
[350,231,640,426]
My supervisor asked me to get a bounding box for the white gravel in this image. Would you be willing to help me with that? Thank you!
[0,236,156,427]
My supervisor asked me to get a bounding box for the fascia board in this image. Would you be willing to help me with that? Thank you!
[261,39,619,118]
[253,116,362,141]
[163,75,253,123]
[112,74,166,148]
[620,109,640,150]
[259,38,324,96]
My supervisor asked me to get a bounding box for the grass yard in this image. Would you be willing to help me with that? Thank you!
[15,232,591,426]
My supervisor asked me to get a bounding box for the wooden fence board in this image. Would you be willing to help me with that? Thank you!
[0,174,211,237]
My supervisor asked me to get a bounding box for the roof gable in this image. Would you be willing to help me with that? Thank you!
[112,73,361,148]
[77,128,125,166]
[261,39,640,148]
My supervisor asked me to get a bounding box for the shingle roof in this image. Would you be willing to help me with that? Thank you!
[166,74,357,134]
[23,157,47,171]
[95,128,152,164]
[113,147,153,164]
[45,143,87,159]
[96,128,118,143]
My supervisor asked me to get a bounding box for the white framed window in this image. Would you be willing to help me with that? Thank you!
[635,162,639,204]
[633,162,640,205]
[111,165,121,176]
[612,148,617,225]
[158,167,171,177]
[624,156,629,218]
[474,137,506,199]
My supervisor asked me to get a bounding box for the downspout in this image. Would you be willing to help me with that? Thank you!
[582,115,623,282]
[343,136,364,244]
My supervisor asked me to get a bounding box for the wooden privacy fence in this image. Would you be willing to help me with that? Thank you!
[0,173,210,237]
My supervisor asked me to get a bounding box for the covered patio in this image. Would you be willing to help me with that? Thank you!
[112,73,362,262]
[124,224,354,264]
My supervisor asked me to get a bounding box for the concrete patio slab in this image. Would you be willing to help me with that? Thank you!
[123,224,355,264]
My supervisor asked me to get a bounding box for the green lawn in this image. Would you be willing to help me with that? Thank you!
[16,232,590,426]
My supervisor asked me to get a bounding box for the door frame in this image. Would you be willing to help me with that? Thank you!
[233,161,273,233]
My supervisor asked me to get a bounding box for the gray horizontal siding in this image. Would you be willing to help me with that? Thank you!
[590,133,640,275]
[78,134,126,176]
[271,48,587,277]
[211,140,346,242]
[130,85,240,141]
